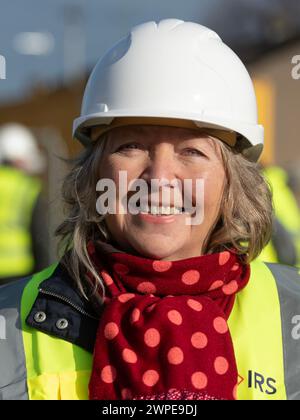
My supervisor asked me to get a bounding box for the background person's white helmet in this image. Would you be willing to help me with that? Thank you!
[0,123,45,174]
[73,19,264,162]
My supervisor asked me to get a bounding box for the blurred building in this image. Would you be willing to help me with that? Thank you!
[248,39,300,204]
[250,40,300,163]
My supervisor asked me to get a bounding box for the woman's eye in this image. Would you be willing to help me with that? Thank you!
[182,148,206,157]
[116,143,143,152]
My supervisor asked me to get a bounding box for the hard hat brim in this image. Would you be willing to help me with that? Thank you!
[73,112,264,162]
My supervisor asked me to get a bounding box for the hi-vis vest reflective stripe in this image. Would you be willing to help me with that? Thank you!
[0,166,41,277]
[1,259,300,400]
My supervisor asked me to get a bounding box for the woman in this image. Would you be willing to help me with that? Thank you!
[1,19,300,401]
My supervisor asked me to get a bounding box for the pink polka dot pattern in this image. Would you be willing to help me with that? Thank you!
[219,251,231,266]
[144,328,160,347]
[104,322,119,340]
[167,310,183,325]
[191,372,208,390]
[209,280,224,291]
[118,293,135,303]
[143,370,160,387]
[214,357,229,375]
[137,282,157,294]
[130,308,141,324]
[146,303,156,313]
[187,299,203,312]
[191,332,208,349]
[152,260,172,272]
[231,263,239,271]
[113,263,129,275]
[222,280,238,295]
[167,347,184,365]
[102,271,113,286]
[87,241,250,400]
[121,388,133,399]
[233,385,238,400]
[122,348,138,364]
[181,270,200,285]
[213,317,228,334]
[101,365,116,383]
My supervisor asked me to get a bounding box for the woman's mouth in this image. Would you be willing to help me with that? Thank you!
[128,202,193,224]
[137,211,178,224]
[140,204,186,215]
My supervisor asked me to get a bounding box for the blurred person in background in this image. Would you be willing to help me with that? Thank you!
[1,19,300,401]
[259,165,300,266]
[0,123,49,285]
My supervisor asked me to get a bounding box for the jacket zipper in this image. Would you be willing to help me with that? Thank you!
[39,288,99,320]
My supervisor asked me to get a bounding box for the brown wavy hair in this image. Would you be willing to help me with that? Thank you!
[55,132,273,302]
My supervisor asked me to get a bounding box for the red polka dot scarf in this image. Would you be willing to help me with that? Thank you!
[87,241,250,400]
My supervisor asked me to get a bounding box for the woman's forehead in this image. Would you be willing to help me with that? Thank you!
[103,124,217,147]
[90,125,223,157]
[92,123,206,137]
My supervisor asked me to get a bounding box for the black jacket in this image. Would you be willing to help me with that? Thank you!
[26,263,100,354]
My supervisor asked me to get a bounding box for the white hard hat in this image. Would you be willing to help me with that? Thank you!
[73,19,264,161]
[0,123,45,174]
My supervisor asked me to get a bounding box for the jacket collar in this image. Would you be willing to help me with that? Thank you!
[26,263,101,353]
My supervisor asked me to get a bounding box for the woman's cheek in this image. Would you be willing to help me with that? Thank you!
[106,213,124,238]
[202,171,224,215]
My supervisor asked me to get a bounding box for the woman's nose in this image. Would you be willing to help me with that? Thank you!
[142,144,177,183]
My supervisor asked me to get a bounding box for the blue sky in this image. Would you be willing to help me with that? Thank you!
[0,0,220,103]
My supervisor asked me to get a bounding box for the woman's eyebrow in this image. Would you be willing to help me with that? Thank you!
[180,135,214,148]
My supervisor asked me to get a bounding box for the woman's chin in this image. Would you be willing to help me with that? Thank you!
[128,237,186,260]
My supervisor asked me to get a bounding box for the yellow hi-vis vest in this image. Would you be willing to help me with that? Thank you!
[1,259,300,400]
[259,166,300,266]
[0,166,41,277]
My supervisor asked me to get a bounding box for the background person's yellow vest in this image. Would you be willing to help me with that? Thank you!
[0,166,41,278]
[1,259,300,400]
[259,166,300,266]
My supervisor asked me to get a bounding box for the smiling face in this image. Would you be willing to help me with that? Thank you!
[93,125,226,260]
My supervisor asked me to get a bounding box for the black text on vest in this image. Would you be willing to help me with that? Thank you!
[248,370,277,395]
